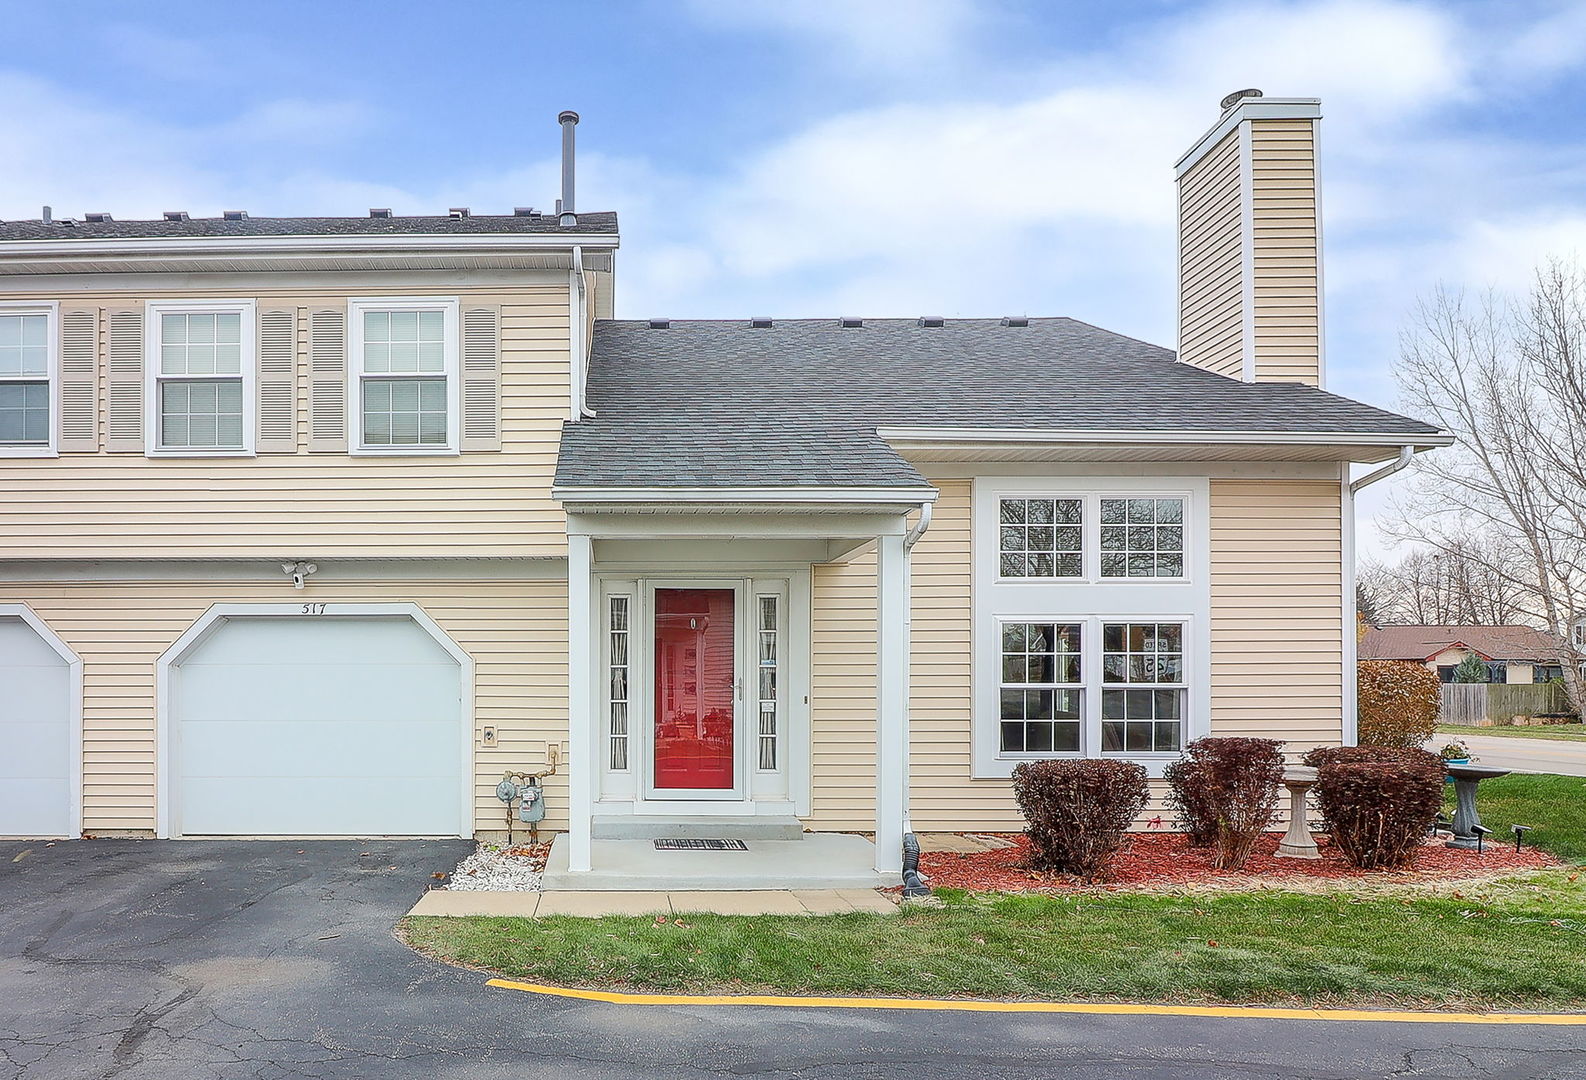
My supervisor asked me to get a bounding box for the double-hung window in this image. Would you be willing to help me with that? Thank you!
[0,304,55,455]
[147,301,254,455]
[349,298,459,454]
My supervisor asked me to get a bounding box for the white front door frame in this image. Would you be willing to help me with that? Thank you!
[153,602,475,840]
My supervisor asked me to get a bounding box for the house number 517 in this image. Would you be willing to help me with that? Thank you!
[300,603,327,615]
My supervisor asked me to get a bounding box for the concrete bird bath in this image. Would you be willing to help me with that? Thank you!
[1275,765,1321,859]
[1444,763,1511,850]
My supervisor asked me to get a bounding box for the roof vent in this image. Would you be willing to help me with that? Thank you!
[1001,316,1029,328]
[163,210,189,221]
[222,210,247,221]
[749,317,773,329]
[449,207,470,218]
[839,317,863,329]
[369,208,392,218]
[1219,87,1264,110]
[84,212,112,223]
[918,315,945,328]
[648,318,671,330]
[513,207,539,218]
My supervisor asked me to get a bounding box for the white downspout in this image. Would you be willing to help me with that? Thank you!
[569,245,597,420]
[1349,443,1414,494]
[899,501,933,837]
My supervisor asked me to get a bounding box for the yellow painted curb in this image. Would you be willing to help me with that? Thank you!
[485,979,1586,1024]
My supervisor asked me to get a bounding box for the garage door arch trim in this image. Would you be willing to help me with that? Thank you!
[155,602,474,839]
[0,603,83,839]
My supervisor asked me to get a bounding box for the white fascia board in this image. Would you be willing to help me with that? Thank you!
[551,485,940,505]
[0,233,620,258]
[876,426,1454,449]
[1174,98,1322,178]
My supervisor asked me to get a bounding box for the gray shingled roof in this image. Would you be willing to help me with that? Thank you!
[0,213,618,242]
[554,317,1440,490]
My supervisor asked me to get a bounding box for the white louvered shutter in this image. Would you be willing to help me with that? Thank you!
[307,307,347,452]
[460,305,501,451]
[256,307,298,453]
[57,307,99,452]
[104,307,145,452]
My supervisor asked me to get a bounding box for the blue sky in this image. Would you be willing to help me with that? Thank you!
[4,0,1586,553]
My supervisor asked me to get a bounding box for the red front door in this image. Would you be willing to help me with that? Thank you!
[653,588,735,791]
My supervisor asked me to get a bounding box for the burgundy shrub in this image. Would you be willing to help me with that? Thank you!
[1011,759,1149,880]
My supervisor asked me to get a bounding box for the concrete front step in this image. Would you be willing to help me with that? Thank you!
[591,815,805,841]
[407,888,898,918]
[541,832,899,891]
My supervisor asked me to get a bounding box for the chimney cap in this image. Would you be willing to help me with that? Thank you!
[1219,88,1264,110]
[559,110,580,125]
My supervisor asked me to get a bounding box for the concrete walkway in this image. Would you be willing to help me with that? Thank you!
[540,830,898,890]
[1438,733,1586,777]
[407,887,898,918]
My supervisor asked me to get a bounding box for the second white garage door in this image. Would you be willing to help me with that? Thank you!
[169,614,465,837]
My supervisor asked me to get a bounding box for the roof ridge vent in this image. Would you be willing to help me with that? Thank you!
[1001,316,1029,327]
[222,210,247,221]
[449,207,470,218]
[84,212,112,223]
[648,318,671,330]
[514,207,540,218]
[749,317,773,329]
[163,211,189,221]
[369,208,392,218]
[839,316,863,329]
[918,315,944,328]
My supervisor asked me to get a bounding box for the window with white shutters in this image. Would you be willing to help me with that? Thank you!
[145,301,256,455]
[348,298,459,455]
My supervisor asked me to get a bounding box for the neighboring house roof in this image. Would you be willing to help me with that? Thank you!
[554,318,1443,491]
[0,213,619,241]
[1360,625,1572,663]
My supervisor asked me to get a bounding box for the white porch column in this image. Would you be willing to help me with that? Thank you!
[567,532,595,873]
[875,531,907,874]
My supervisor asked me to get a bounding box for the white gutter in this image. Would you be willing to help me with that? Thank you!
[878,426,1454,449]
[569,245,592,420]
[1349,444,1416,493]
[0,233,621,257]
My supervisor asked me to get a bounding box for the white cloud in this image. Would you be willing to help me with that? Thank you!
[683,0,980,70]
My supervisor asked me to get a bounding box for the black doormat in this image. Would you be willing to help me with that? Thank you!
[653,838,749,851]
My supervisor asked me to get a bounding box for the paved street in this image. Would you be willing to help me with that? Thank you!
[1448,734,1586,777]
[1,839,1582,1079]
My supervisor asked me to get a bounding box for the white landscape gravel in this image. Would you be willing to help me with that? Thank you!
[444,842,548,892]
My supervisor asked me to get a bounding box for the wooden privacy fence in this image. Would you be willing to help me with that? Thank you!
[1440,682,1574,726]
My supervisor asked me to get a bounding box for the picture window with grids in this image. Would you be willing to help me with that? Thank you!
[0,310,51,448]
[998,621,1082,753]
[351,301,457,452]
[1100,622,1185,753]
[150,305,250,452]
[999,498,1083,578]
[1100,498,1184,577]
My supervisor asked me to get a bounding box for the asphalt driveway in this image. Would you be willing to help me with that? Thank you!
[1,838,1582,1080]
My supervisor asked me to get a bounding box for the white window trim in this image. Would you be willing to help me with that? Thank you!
[994,490,1193,584]
[973,476,1211,779]
[144,299,257,458]
[0,300,59,458]
[346,296,461,456]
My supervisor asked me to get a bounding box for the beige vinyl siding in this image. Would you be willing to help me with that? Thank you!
[0,283,571,559]
[0,577,569,836]
[1176,129,1245,380]
[1249,119,1321,386]
[1208,477,1343,750]
[811,473,1345,833]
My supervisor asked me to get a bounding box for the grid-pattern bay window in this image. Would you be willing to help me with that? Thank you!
[350,299,458,453]
[0,307,52,451]
[148,302,253,454]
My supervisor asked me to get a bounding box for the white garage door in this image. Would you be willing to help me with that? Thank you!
[170,615,465,837]
[0,616,74,838]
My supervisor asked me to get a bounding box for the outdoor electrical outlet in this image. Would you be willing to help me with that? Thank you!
[482,726,498,747]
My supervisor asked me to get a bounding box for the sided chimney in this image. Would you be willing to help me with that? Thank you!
[1175,90,1324,387]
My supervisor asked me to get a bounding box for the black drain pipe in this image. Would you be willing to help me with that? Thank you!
[900,833,930,897]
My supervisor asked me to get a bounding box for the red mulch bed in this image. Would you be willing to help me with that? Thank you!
[921,832,1561,892]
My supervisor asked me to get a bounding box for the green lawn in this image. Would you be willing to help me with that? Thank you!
[1439,722,1586,743]
[405,872,1586,1009]
[1447,772,1586,863]
[405,772,1586,1008]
